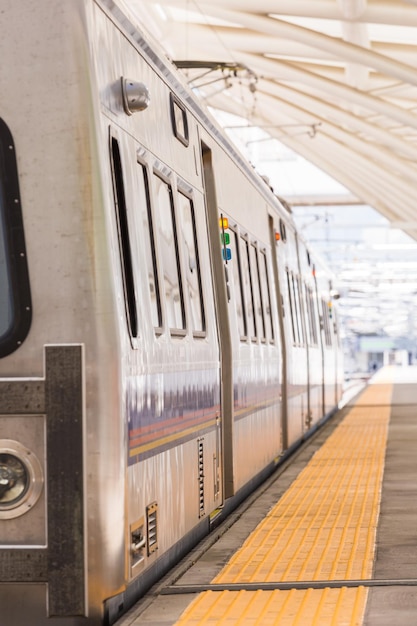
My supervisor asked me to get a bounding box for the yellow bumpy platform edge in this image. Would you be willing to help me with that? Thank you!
[175,376,393,625]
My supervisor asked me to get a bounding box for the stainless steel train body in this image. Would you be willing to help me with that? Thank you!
[0,1,343,623]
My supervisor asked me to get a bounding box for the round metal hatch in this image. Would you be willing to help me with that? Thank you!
[0,440,44,519]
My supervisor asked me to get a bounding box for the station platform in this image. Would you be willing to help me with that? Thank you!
[117,365,417,625]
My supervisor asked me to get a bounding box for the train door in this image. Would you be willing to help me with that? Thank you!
[313,267,326,417]
[314,271,336,417]
[295,234,312,428]
[201,142,234,498]
[269,215,288,449]
[331,296,344,406]
[274,218,309,446]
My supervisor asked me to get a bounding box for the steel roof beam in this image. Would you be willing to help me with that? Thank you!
[208,95,400,220]
[231,50,417,131]
[254,88,417,186]
[154,0,417,28]
[210,91,415,233]
[161,23,417,66]
[234,91,417,218]
[255,80,417,161]
[190,5,417,88]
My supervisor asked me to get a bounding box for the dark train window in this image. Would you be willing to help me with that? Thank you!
[287,269,304,345]
[0,119,31,357]
[279,218,287,243]
[153,173,185,332]
[293,275,305,345]
[229,230,247,339]
[178,192,205,334]
[170,93,189,147]
[260,251,274,342]
[291,274,301,344]
[110,137,138,338]
[249,244,265,341]
[242,238,256,340]
[286,270,297,343]
[137,162,162,330]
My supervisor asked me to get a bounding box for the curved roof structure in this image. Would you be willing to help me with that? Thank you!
[133,0,417,240]
[126,1,417,350]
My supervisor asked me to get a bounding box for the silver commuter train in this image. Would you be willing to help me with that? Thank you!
[0,0,343,624]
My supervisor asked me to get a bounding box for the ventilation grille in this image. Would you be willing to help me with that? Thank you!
[198,438,205,517]
[146,502,158,555]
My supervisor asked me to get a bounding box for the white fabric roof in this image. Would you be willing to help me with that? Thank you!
[131,0,417,241]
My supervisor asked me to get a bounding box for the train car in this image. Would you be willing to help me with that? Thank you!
[0,0,343,624]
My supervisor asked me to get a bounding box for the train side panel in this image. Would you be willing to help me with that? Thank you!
[91,3,226,618]
[0,0,343,624]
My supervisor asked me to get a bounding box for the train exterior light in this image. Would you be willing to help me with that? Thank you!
[220,215,232,261]
[121,77,150,115]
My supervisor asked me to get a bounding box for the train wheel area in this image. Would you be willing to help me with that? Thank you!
[115,365,417,626]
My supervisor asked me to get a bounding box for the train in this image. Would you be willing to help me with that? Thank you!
[0,0,343,624]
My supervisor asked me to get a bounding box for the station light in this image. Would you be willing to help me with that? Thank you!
[219,214,232,262]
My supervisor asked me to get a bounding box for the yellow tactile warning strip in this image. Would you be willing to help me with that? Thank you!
[175,587,368,625]
[175,377,393,625]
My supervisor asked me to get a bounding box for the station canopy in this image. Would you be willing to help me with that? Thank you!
[130,0,417,238]
[127,1,417,348]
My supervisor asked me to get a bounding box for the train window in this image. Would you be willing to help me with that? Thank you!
[293,276,305,345]
[305,285,318,346]
[291,275,301,344]
[286,270,304,345]
[177,192,205,334]
[241,238,257,340]
[110,137,138,338]
[0,119,31,357]
[286,270,297,344]
[279,218,287,243]
[310,290,318,345]
[153,174,186,332]
[303,285,310,345]
[137,162,162,330]
[259,251,274,342]
[229,230,247,338]
[321,298,332,346]
[249,244,265,341]
[170,93,189,147]
[327,303,333,346]
[0,211,10,338]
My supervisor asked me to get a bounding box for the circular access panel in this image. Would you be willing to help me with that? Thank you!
[0,440,44,519]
